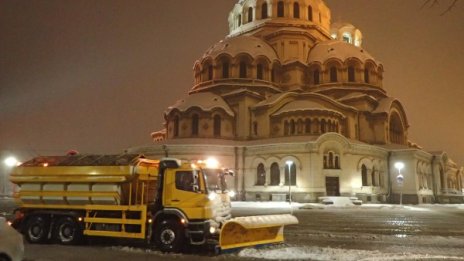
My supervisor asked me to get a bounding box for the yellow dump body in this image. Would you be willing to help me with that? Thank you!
[10,154,158,207]
[10,154,159,239]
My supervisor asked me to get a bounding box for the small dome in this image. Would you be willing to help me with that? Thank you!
[166,92,234,117]
[201,36,278,61]
[272,100,345,118]
[307,40,377,65]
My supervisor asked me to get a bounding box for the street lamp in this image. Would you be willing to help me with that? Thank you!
[4,156,19,167]
[3,156,19,196]
[394,162,405,205]
[285,160,293,213]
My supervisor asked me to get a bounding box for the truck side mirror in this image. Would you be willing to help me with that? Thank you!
[224,169,235,176]
[192,172,199,192]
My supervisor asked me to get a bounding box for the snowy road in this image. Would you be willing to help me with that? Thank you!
[2,198,464,260]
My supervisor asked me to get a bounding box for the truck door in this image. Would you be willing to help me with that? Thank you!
[163,169,200,207]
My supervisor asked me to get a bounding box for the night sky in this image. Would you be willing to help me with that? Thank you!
[0,0,463,165]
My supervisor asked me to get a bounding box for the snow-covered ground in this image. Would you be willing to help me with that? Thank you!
[236,245,464,260]
[113,197,464,261]
[231,200,464,260]
[231,200,464,216]
[3,197,464,260]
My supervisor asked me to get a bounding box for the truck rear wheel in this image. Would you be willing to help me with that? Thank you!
[154,219,185,253]
[54,217,82,245]
[25,215,49,243]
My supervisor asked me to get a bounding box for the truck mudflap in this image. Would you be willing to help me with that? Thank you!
[218,214,298,252]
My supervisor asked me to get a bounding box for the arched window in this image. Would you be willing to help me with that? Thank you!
[261,3,268,19]
[308,5,313,21]
[293,2,300,18]
[237,14,242,27]
[213,115,221,137]
[285,163,296,185]
[324,152,339,169]
[371,168,377,186]
[290,119,296,134]
[271,67,276,82]
[239,61,247,78]
[173,115,179,137]
[343,32,352,44]
[320,119,326,133]
[248,7,253,22]
[330,66,337,82]
[257,64,264,80]
[348,66,355,82]
[389,112,404,144]
[253,121,258,135]
[361,164,368,186]
[328,152,334,169]
[277,1,284,17]
[297,119,303,134]
[222,61,229,78]
[364,68,370,83]
[305,119,311,133]
[192,114,199,136]
[208,65,213,80]
[270,163,280,185]
[313,69,320,84]
[256,163,266,186]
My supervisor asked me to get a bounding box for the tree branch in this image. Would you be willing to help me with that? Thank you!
[440,0,458,15]
[422,0,459,15]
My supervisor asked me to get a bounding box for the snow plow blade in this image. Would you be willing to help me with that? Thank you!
[219,214,298,251]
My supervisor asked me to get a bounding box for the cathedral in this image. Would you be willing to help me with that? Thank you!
[131,0,463,204]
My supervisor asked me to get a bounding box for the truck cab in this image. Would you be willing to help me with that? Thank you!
[152,158,233,252]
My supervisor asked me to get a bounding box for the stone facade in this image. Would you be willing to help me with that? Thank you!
[133,0,463,204]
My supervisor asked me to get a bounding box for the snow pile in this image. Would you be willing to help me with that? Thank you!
[238,246,464,260]
[231,201,302,216]
[232,201,303,209]
[108,246,152,254]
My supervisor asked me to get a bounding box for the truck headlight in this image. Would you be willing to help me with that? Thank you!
[209,226,216,234]
[227,190,236,198]
[208,192,217,201]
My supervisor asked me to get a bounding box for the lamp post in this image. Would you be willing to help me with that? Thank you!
[394,162,405,205]
[285,160,293,213]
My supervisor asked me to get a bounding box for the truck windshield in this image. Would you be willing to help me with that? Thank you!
[202,168,227,193]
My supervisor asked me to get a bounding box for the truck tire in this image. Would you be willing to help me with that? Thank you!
[154,219,185,253]
[54,217,82,245]
[0,253,12,261]
[25,215,49,243]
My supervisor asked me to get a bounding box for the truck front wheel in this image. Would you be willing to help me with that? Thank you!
[25,215,49,243]
[154,219,185,253]
[54,217,82,245]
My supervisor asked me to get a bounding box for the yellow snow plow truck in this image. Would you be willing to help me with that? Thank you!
[9,154,297,253]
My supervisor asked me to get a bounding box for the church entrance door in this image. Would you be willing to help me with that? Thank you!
[325,177,340,196]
